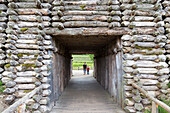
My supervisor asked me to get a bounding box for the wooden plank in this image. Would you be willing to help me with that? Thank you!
[63,21,109,27]
[132,83,170,112]
[45,28,130,36]
[152,101,158,113]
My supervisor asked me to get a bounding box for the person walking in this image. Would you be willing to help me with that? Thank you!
[87,66,90,75]
[83,62,87,75]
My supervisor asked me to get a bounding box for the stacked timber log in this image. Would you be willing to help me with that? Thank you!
[163,0,170,102]
[2,0,53,112]
[52,0,121,30]
[0,0,7,81]
[121,0,169,112]
[0,0,13,104]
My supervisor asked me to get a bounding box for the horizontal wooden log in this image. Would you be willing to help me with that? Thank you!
[14,77,37,83]
[123,53,158,60]
[124,60,168,68]
[130,22,156,27]
[45,27,130,35]
[16,2,36,8]
[17,21,50,27]
[133,42,156,47]
[62,11,110,15]
[119,0,157,4]
[17,84,36,90]
[18,15,35,21]
[165,11,170,17]
[120,4,155,10]
[0,17,7,22]
[14,2,51,9]
[122,16,154,21]
[17,15,50,22]
[16,9,51,15]
[17,39,37,44]
[162,1,170,7]
[19,34,39,39]
[137,68,158,74]
[134,35,157,42]
[52,15,118,22]
[41,3,52,9]
[16,49,40,54]
[16,0,36,2]
[63,21,109,27]
[0,4,7,11]
[139,74,159,79]
[63,1,119,5]
[123,10,156,16]
[18,27,40,34]
[165,7,170,11]
[133,48,166,54]
[45,27,158,35]
[53,5,120,11]
[16,44,38,49]
[134,27,158,35]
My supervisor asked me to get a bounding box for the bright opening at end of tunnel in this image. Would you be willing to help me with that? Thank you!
[72,54,94,76]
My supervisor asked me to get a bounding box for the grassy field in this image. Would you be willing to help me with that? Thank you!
[72,54,94,70]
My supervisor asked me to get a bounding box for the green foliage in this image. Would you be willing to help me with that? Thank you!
[158,98,170,113]
[168,83,170,88]
[0,80,5,94]
[72,54,94,70]
[89,54,94,61]
[0,80,2,86]
[144,109,151,113]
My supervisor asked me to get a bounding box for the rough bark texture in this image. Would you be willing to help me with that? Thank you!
[0,0,169,113]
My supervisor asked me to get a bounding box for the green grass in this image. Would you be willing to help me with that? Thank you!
[168,83,170,88]
[158,98,170,113]
[144,109,151,113]
[72,54,94,70]
[0,80,5,94]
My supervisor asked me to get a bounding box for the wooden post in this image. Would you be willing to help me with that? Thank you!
[152,101,158,113]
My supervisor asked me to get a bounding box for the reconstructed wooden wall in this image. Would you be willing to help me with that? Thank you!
[0,0,169,113]
[51,38,71,103]
[95,38,124,107]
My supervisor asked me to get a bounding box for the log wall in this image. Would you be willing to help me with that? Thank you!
[95,38,124,107]
[51,38,71,103]
[0,0,169,113]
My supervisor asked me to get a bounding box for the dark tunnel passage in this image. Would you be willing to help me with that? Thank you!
[49,35,124,111]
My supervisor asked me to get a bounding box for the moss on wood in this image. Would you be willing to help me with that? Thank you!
[80,5,87,10]
[17,53,30,57]
[23,90,32,93]
[22,64,36,69]
[4,64,11,68]
[135,46,153,50]
[20,28,28,32]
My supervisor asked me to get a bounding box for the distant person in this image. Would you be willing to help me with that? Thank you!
[83,62,87,75]
[87,66,90,75]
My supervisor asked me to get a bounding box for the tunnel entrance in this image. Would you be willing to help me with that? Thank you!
[50,35,124,111]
